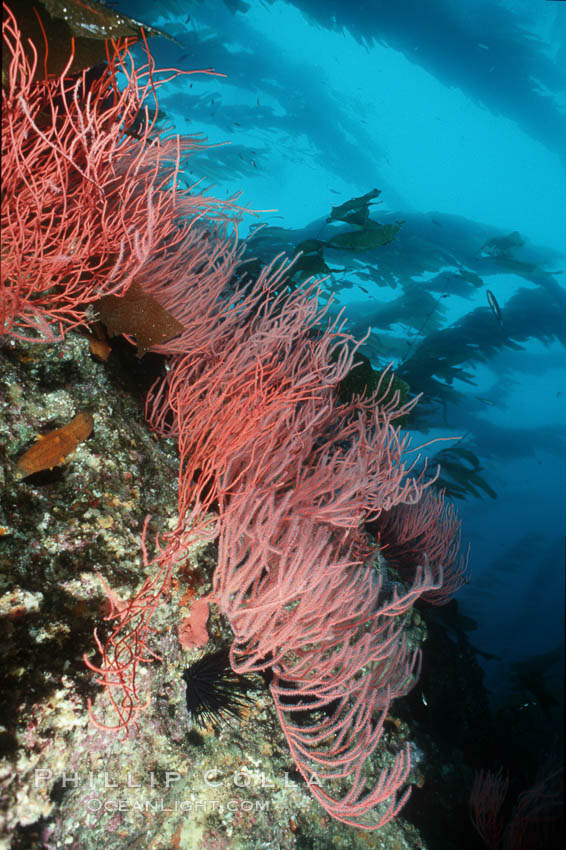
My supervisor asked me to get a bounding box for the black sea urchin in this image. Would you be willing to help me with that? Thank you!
[182,647,254,730]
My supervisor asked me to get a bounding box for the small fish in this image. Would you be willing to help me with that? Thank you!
[476,396,496,407]
[486,289,504,329]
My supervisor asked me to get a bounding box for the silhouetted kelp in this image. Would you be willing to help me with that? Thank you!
[427,446,496,501]
[254,0,566,165]
[244,203,565,441]
[399,286,566,411]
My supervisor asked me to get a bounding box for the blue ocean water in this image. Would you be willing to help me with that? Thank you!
[123,0,565,730]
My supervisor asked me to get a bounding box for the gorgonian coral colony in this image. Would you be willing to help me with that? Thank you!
[0,4,467,830]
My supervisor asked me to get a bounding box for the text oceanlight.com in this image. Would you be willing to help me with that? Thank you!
[85,798,270,814]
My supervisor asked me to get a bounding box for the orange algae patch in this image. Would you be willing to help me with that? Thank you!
[16,412,94,478]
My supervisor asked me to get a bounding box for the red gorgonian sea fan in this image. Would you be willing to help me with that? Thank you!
[146,299,447,828]
[0,3,244,342]
[371,487,470,604]
[1,5,469,832]
[470,767,564,850]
